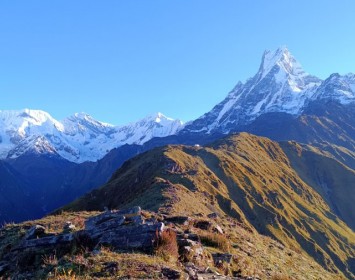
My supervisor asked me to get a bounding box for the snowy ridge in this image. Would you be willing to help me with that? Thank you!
[184,47,355,134]
[0,110,184,163]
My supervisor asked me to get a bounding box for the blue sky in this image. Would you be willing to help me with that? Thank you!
[1,1,354,125]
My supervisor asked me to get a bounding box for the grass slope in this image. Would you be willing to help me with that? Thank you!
[63,133,355,279]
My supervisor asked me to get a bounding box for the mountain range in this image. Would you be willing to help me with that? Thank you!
[0,47,354,279]
[0,110,183,163]
[0,46,354,225]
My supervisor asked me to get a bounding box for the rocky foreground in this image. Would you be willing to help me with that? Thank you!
[0,206,345,279]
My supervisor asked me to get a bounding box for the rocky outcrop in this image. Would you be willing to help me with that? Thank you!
[1,207,165,274]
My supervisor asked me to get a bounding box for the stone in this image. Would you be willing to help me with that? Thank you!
[211,253,233,264]
[116,206,141,218]
[85,211,125,231]
[207,212,218,219]
[164,216,192,225]
[177,238,199,247]
[16,233,75,251]
[194,220,212,230]
[89,216,126,237]
[25,225,46,240]
[63,221,76,233]
[161,267,181,279]
[97,223,164,251]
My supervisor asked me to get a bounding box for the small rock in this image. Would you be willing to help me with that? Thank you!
[194,220,212,230]
[25,225,46,240]
[164,216,192,225]
[207,212,218,219]
[211,253,233,264]
[63,221,76,233]
[177,238,198,247]
[161,267,181,279]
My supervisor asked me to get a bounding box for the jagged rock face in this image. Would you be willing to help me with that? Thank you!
[3,207,164,261]
[183,47,354,134]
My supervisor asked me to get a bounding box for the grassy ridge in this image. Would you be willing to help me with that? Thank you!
[63,133,355,278]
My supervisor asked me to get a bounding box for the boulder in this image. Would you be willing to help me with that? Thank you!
[85,211,125,231]
[16,233,75,251]
[97,223,164,251]
[24,225,46,240]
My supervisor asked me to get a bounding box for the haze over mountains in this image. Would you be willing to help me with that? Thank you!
[0,46,354,225]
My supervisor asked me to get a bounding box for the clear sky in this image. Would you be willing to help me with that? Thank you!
[1,1,354,125]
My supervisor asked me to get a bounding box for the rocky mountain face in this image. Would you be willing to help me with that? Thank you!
[0,110,183,163]
[183,47,354,134]
[62,133,355,279]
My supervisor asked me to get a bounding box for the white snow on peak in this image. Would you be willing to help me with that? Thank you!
[0,110,184,163]
[260,47,304,77]
[186,46,353,134]
[313,73,355,104]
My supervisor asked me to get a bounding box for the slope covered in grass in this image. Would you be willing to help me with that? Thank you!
[64,133,355,278]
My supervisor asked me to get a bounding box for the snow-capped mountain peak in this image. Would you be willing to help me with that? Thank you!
[256,46,319,92]
[259,47,300,78]
[183,46,354,134]
[0,110,184,163]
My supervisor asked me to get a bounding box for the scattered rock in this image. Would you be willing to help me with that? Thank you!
[194,220,213,230]
[212,253,233,265]
[161,267,181,279]
[207,212,218,219]
[164,216,192,225]
[24,225,46,240]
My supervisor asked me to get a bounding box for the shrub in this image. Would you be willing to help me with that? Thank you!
[155,228,179,262]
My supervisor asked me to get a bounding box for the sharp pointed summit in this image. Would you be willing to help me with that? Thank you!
[183,46,354,134]
[258,46,307,81]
